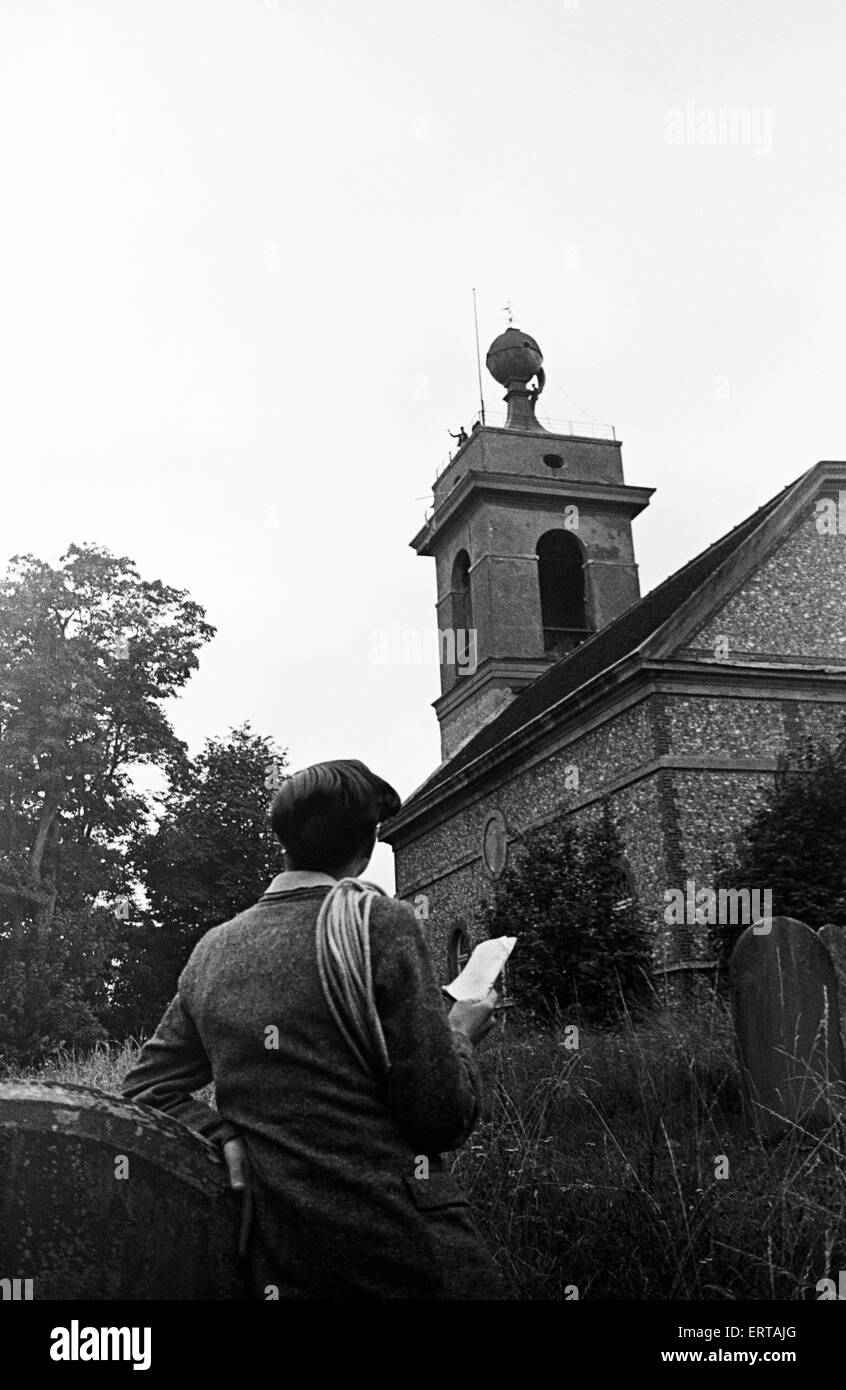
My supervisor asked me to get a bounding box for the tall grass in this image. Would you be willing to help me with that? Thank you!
[1,1038,143,1091]
[0,1038,216,1107]
[458,998,846,1299]
[5,1003,846,1299]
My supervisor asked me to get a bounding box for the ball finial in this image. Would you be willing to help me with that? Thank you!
[485,327,543,387]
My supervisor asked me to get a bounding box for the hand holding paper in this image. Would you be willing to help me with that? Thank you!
[444,936,517,1002]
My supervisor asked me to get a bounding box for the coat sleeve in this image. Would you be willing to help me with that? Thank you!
[370,897,485,1156]
[120,979,240,1148]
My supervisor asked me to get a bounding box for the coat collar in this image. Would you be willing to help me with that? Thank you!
[265,869,338,894]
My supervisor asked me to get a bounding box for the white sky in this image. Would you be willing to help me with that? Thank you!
[1,0,844,892]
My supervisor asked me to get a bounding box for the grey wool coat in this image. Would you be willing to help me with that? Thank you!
[121,872,505,1300]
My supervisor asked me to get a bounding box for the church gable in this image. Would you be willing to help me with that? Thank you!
[670,479,846,667]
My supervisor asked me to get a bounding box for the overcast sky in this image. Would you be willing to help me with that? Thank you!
[1,0,844,890]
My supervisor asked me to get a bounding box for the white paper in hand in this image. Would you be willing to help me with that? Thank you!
[445,937,517,1001]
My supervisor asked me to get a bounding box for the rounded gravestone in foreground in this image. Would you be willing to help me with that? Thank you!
[730,917,845,1141]
[0,1081,245,1299]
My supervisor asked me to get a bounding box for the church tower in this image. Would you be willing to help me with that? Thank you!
[412,326,654,759]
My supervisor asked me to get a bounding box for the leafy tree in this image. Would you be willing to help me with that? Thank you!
[0,543,215,1060]
[0,909,114,1059]
[481,806,650,1024]
[715,728,846,964]
[109,726,286,1037]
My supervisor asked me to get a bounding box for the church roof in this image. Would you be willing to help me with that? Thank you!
[392,471,807,822]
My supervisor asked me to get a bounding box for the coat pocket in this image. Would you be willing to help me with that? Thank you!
[402,1171,470,1212]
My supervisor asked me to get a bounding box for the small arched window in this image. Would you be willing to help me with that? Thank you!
[447,925,473,980]
[451,550,473,666]
[536,529,591,656]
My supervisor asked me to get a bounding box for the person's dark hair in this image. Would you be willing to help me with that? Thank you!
[270,759,401,873]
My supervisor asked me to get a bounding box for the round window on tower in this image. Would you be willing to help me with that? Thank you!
[543,453,564,470]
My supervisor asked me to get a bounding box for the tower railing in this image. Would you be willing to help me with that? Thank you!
[473,409,616,440]
[433,411,617,483]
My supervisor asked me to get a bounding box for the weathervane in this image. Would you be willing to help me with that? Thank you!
[502,300,514,326]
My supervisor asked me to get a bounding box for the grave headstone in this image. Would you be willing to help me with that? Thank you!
[0,1081,245,1299]
[730,916,845,1140]
[818,923,846,1050]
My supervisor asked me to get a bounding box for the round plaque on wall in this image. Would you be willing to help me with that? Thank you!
[482,809,508,879]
